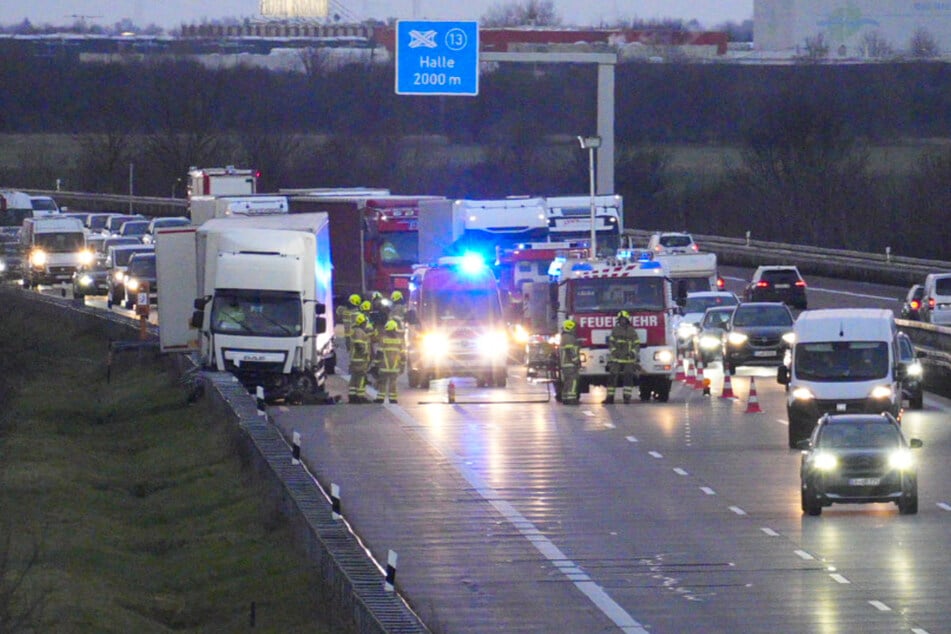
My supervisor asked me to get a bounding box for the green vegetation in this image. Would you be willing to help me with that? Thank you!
[0,301,349,633]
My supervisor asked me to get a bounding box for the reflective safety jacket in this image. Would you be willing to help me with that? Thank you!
[608,323,641,363]
[350,325,371,365]
[559,331,580,367]
[379,333,404,372]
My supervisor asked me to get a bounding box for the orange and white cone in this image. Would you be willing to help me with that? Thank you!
[745,377,763,413]
[685,358,697,387]
[694,360,706,391]
[675,353,687,382]
[720,372,735,399]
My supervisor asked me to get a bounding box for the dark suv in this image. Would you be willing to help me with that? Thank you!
[723,302,795,373]
[744,265,807,309]
[900,284,924,321]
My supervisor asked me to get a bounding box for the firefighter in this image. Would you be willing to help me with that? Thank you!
[369,291,389,328]
[389,290,406,326]
[605,310,641,404]
[375,319,404,404]
[336,293,361,351]
[559,319,581,405]
[348,313,371,403]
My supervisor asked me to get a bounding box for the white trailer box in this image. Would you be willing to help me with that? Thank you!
[189,195,288,226]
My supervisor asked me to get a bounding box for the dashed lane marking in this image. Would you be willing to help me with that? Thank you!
[626,436,638,443]
[868,600,892,612]
[700,487,716,495]
[648,451,663,459]
[937,502,951,511]
[673,467,689,476]
[830,574,850,584]
[794,550,815,560]
[729,506,747,516]
[760,528,779,537]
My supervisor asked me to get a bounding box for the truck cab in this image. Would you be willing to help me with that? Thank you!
[405,255,508,389]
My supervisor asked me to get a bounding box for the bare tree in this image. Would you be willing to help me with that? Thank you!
[909,27,940,59]
[482,0,562,27]
[799,33,830,62]
[859,30,894,59]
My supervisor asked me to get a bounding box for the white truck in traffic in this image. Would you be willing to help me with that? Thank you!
[188,195,288,226]
[544,194,623,257]
[20,215,92,288]
[187,166,258,197]
[156,213,335,403]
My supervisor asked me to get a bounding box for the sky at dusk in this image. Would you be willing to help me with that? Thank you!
[1,1,753,30]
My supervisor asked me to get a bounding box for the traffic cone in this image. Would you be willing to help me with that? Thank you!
[685,358,697,387]
[720,372,735,399]
[745,377,763,413]
[674,353,686,382]
[693,360,706,391]
[447,380,456,404]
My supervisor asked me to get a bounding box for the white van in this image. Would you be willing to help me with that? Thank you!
[0,190,35,226]
[20,216,91,288]
[921,272,951,326]
[778,308,904,448]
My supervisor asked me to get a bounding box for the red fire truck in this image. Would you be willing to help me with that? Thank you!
[552,256,677,401]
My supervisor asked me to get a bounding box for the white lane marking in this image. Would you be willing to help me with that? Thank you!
[387,406,649,633]
[830,573,850,584]
[626,436,639,443]
[868,600,892,612]
[776,419,788,426]
[604,421,616,429]
[729,506,747,516]
[811,287,901,301]
[648,450,663,459]
[700,487,716,495]
[583,410,595,417]
[794,550,814,560]
[912,628,932,634]
[673,467,689,476]
[760,527,779,537]
[938,502,951,511]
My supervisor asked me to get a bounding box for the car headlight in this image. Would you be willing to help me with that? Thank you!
[421,331,449,359]
[30,249,47,266]
[78,274,93,287]
[699,334,721,350]
[906,362,923,378]
[478,330,509,358]
[727,332,748,345]
[126,277,140,292]
[782,332,796,345]
[677,322,698,340]
[792,387,814,401]
[114,270,125,282]
[814,452,838,471]
[0,260,6,273]
[512,324,530,345]
[888,449,914,470]
[869,385,893,400]
[78,249,95,266]
[654,349,674,364]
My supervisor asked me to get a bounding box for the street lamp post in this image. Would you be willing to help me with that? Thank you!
[577,135,601,259]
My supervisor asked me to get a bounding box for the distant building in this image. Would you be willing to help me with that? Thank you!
[755,0,951,56]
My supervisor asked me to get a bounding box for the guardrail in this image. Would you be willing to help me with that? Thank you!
[25,189,187,217]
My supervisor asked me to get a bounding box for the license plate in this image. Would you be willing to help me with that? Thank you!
[836,403,847,411]
[775,283,790,288]
[753,350,777,357]
[849,478,880,486]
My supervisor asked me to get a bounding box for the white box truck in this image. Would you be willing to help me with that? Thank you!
[188,195,288,226]
[156,213,335,403]
[187,166,258,197]
[778,308,905,448]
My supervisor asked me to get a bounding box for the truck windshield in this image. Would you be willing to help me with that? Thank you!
[423,289,501,323]
[35,233,84,252]
[211,290,302,337]
[795,341,889,381]
[570,278,666,312]
[378,232,418,264]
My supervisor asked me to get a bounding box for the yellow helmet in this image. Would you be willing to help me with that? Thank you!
[563,319,576,332]
[390,290,403,303]
[617,310,631,320]
[360,300,372,312]
[372,291,382,300]
[385,319,399,332]
[354,313,367,326]
[348,294,361,307]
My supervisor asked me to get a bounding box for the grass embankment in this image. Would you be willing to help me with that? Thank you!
[0,303,350,633]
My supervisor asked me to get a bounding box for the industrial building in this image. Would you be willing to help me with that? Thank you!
[754,0,951,56]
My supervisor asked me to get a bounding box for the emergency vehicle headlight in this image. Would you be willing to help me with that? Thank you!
[727,332,748,345]
[869,385,893,400]
[78,249,95,266]
[478,331,509,358]
[699,335,720,350]
[30,249,47,266]
[792,387,814,401]
[421,332,449,358]
[654,349,674,364]
[907,362,923,378]
[513,324,530,345]
[677,322,698,340]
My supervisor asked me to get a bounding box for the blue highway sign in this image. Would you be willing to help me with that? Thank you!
[395,21,479,96]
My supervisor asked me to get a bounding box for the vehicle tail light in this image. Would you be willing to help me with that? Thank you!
[691,243,699,251]
[911,300,920,310]
[929,298,935,309]
[716,277,725,289]
[795,280,807,287]
[756,281,769,288]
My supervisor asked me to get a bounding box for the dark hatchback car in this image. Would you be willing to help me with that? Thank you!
[897,332,924,410]
[120,252,157,309]
[745,265,808,310]
[900,284,924,321]
[799,413,922,516]
[722,302,795,373]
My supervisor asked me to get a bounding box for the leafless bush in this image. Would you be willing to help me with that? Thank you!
[909,27,940,59]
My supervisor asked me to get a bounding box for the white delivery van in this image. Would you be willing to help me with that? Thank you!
[778,309,904,448]
[921,272,951,326]
[20,216,91,287]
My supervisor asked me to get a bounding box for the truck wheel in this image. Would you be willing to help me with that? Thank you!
[407,368,420,389]
[289,373,317,404]
[654,379,672,402]
[910,392,923,410]
[802,485,822,516]
[21,277,31,289]
[639,384,652,402]
[492,367,507,388]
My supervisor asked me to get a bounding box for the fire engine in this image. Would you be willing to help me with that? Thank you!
[552,256,677,401]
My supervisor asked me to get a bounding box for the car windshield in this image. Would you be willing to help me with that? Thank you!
[761,269,801,284]
[685,295,737,314]
[378,231,418,265]
[112,248,152,267]
[702,309,733,329]
[211,290,301,336]
[31,198,57,211]
[898,337,914,363]
[87,215,115,231]
[422,289,502,323]
[127,257,156,278]
[121,222,150,235]
[35,232,84,252]
[819,421,901,449]
[935,278,951,295]
[795,341,889,381]
[732,305,793,327]
[660,235,692,247]
[571,277,667,312]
